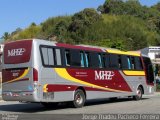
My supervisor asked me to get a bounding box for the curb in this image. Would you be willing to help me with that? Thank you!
[154,92,160,95]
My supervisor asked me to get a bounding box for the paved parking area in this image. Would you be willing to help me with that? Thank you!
[0,93,160,114]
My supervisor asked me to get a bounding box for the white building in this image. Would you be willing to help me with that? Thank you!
[141,46,160,64]
[0,44,4,65]
[0,44,4,53]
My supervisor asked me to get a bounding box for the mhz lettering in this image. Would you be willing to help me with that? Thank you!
[8,48,26,57]
[95,71,115,80]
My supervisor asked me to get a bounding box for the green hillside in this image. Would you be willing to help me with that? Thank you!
[2,0,160,50]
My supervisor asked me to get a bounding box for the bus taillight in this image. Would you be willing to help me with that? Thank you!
[33,68,38,81]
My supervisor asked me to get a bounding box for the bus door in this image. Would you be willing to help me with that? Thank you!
[143,57,154,84]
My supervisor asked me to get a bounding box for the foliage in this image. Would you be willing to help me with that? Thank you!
[69,8,103,32]
[2,32,10,41]
[11,23,41,40]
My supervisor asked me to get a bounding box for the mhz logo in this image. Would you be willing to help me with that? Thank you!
[95,71,115,80]
[8,48,26,57]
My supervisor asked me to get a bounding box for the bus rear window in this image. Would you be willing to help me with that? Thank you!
[4,40,32,64]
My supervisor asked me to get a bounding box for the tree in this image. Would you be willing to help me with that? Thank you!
[99,0,124,14]
[31,22,36,26]
[41,16,71,39]
[54,20,69,42]
[152,2,160,12]
[69,8,103,32]
[11,27,22,36]
[2,32,10,41]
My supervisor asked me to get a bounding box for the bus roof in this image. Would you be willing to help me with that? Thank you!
[77,44,141,56]
[106,49,141,56]
[4,39,141,57]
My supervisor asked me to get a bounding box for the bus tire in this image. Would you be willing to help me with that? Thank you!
[133,86,143,100]
[73,89,86,108]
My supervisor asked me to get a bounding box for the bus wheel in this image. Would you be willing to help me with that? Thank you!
[133,87,143,100]
[73,89,86,108]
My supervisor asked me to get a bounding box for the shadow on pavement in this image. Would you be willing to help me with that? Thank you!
[0,97,149,113]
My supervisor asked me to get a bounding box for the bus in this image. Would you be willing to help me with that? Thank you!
[2,39,154,108]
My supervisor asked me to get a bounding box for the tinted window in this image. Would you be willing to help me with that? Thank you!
[135,57,143,70]
[90,53,100,68]
[127,56,132,69]
[65,50,70,66]
[104,54,110,68]
[80,52,85,67]
[110,54,119,69]
[118,55,122,69]
[98,54,103,68]
[131,57,135,69]
[70,50,81,67]
[85,52,89,67]
[121,56,143,70]
[121,56,132,70]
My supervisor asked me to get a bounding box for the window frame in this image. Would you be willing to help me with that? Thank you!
[39,45,63,68]
[40,45,144,71]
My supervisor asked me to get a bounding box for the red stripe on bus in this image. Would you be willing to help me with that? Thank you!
[66,68,132,92]
[2,69,26,83]
[46,84,113,92]
[56,43,102,52]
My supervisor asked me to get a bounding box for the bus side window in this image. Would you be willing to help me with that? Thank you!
[55,49,62,66]
[121,56,129,69]
[134,57,143,70]
[48,48,54,65]
[118,55,122,69]
[41,47,55,66]
[65,50,70,66]
[80,52,85,67]
[98,54,103,68]
[85,52,89,67]
[131,57,135,69]
[89,52,100,68]
[110,54,119,69]
[70,50,81,67]
[41,47,49,65]
[127,56,132,69]
[104,54,110,68]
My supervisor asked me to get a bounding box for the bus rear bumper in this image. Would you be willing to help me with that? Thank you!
[2,91,39,102]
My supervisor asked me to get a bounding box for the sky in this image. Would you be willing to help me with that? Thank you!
[0,0,160,39]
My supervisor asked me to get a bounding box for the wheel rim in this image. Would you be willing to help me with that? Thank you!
[75,93,83,105]
[137,88,142,98]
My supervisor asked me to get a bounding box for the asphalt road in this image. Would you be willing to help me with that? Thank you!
[0,93,160,120]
